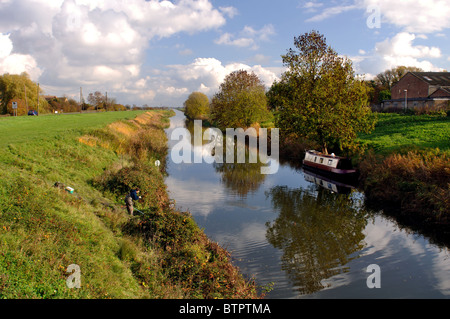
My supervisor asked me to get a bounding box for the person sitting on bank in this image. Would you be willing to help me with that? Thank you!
[125,188,141,216]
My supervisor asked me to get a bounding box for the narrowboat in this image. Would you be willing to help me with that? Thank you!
[302,150,356,175]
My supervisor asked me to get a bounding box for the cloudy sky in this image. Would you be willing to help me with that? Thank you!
[1,0,449,107]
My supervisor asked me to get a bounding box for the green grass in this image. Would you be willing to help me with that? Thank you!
[357,113,449,221]
[0,111,146,147]
[358,113,450,155]
[0,110,258,299]
[0,111,150,298]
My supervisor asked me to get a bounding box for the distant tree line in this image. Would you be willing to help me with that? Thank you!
[184,30,378,155]
[0,73,140,115]
[184,31,442,156]
[184,70,272,130]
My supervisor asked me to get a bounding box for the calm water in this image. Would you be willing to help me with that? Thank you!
[165,110,450,299]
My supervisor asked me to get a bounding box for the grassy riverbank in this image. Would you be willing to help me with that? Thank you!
[357,113,450,155]
[277,112,449,229]
[0,110,259,298]
[356,113,449,228]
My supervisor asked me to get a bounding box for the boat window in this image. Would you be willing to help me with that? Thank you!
[319,158,324,164]
[337,159,353,169]
[314,157,317,162]
[328,159,333,165]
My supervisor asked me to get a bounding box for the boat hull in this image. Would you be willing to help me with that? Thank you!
[302,159,357,175]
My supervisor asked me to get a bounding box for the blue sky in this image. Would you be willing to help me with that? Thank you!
[0,0,449,107]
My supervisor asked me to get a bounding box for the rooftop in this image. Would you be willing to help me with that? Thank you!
[409,72,450,86]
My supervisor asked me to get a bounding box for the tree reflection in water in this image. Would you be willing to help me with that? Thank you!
[184,119,267,197]
[265,185,368,295]
[214,160,266,197]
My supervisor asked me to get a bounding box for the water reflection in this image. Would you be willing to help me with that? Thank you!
[184,118,267,198]
[302,168,356,195]
[214,157,266,198]
[265,185,368,295]
[165,110,450,299]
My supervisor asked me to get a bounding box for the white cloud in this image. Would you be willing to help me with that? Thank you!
[0,53,43,80]
[361,0,450,33]
[215,33,255,48]
[305,0,450,34]
[301,1,324,12]
[95,56,280,106]
[306,4,357,22]
[215,24,275,50]
[219,6,239,18]
[0,0,228,104]
[0,33,13,58]
[352,32,444,77]
[168,57,280,93]
[0,33,42,80]
[376,32,441,59]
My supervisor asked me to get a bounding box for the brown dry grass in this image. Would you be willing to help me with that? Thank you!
[359,149,450,220]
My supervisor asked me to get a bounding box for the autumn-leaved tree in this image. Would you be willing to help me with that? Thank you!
[184,91,210,120]
[210,70,271,130]
[87,91,106,110]
[273,30,376,155]
[0,72,49,115]
[375,66,424,90]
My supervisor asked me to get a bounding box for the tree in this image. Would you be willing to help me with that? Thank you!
[0,72,49,115]
[274,30,376,155]
[87,91,106,110]
[375,66,424,90]
[266,79,294,112]
[378,89,391,101]
[210,70,271,130]
[184,91,210,120]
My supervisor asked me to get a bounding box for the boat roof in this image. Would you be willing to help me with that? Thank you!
[306,150,348,160]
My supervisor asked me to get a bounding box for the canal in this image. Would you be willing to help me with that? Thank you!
[164,109,450,299]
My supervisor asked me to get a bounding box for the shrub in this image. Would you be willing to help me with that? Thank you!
[359,149,450,219]
[93,162,169,213]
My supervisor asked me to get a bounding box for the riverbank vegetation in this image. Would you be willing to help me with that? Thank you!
[357,113,449,155]
[356,113,449,227]
[0,110,259,298]
[182,30,449,228]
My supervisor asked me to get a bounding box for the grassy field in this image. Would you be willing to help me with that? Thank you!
[357,113,450,155]
[0,110,258,299]
[0,111,147,147]
[0,112,145,298]
[356,113,449,222]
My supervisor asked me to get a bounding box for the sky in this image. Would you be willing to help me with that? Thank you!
[0,0,449,107]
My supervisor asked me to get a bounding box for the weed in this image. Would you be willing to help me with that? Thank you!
[359,149,449,218]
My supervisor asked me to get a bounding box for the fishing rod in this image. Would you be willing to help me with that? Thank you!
[134,209,145,216]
